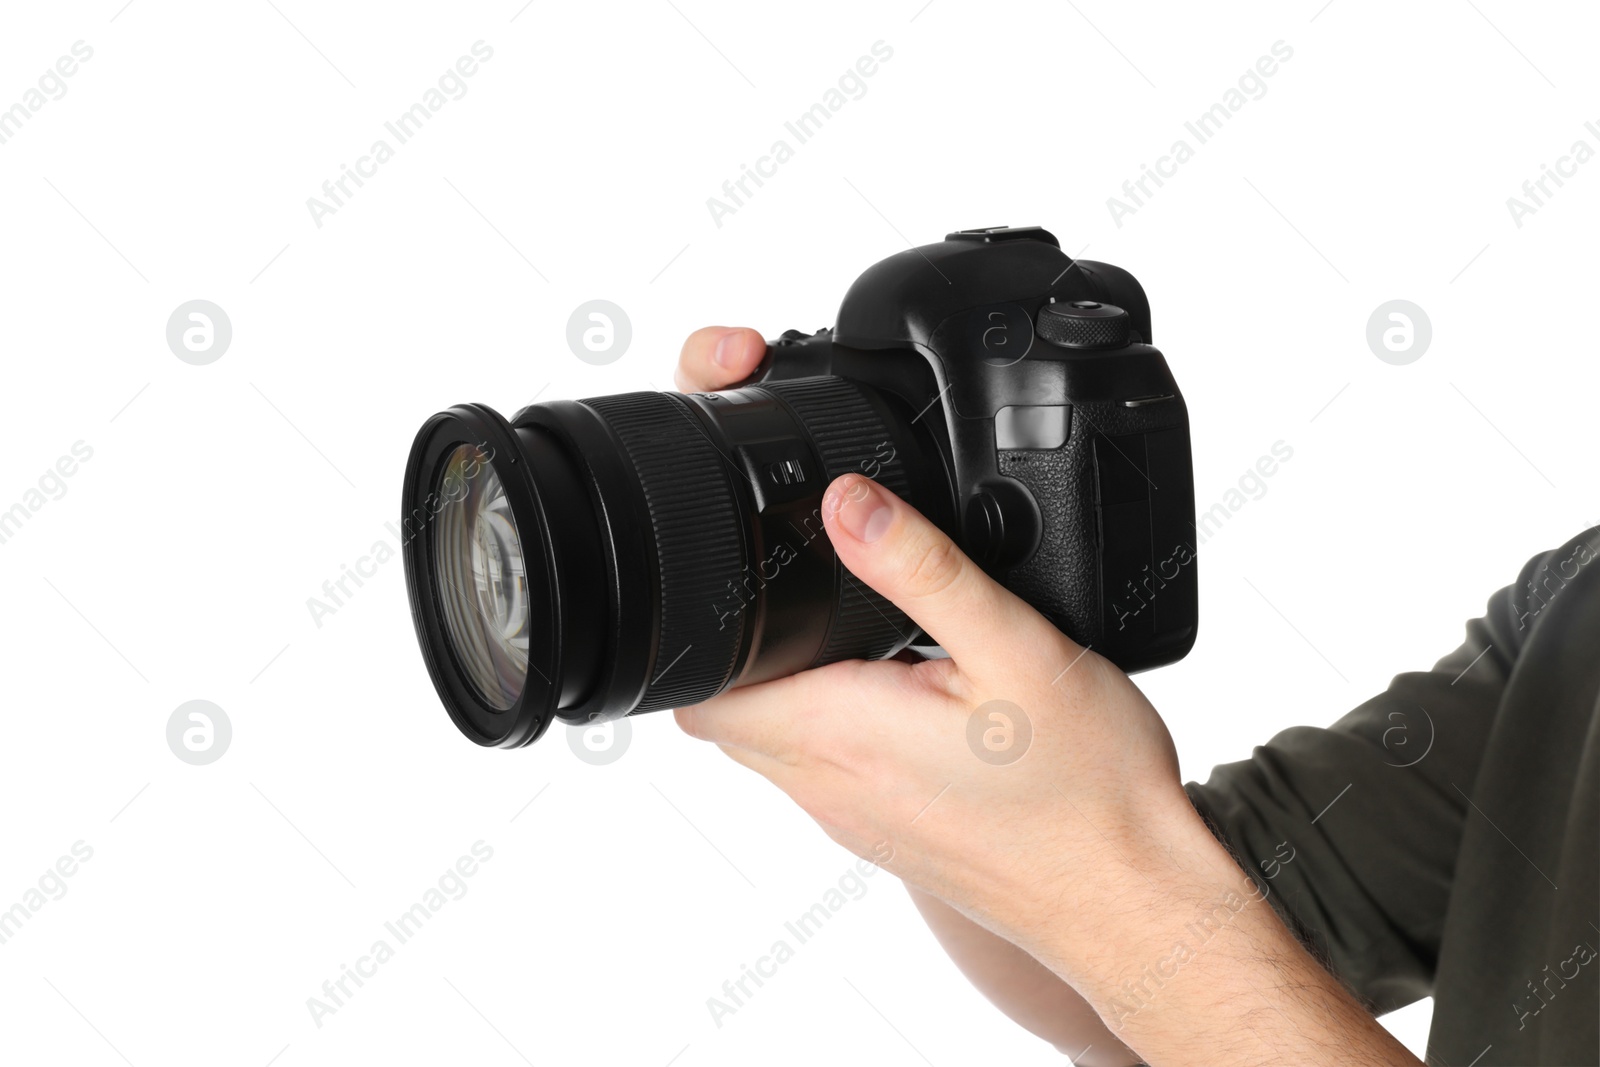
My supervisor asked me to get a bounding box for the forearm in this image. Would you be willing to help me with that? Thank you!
[992,797,1420,1067]
[906,885,1138,1065]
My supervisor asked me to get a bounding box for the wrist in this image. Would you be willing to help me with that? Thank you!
[993,800,1414,1064]
[967,779,1215,948]
[991,784,1257,996]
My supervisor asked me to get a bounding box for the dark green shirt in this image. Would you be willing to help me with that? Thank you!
[1187,528,1600,1066]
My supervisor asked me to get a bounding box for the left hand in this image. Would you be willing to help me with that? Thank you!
[674,462,1194,951]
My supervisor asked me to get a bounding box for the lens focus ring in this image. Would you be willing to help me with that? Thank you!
[761,377,913,665]
[582,392,746,713]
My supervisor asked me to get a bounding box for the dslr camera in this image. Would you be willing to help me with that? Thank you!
[403,226,1197,748]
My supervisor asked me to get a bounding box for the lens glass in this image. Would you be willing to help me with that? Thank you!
[432,444,530,709]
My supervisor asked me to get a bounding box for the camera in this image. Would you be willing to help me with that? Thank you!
[402,226,1197,748]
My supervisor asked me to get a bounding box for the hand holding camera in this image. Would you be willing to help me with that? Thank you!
[401,229,1423,1064]
[671,318,1195,961]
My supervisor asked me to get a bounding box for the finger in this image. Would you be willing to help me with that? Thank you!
[673,667,823,760]
[820,474,1069,669]
[675,652,961,764]
[673,326,767,393]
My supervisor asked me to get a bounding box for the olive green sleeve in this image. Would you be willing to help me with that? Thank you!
[1184,552,1546,1013]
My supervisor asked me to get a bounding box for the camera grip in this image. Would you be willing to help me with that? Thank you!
[998,444,1097,642]
[998,398,1197,672]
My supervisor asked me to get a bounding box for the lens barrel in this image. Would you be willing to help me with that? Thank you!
[403,376,947,748]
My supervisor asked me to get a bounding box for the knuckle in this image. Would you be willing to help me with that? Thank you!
[902,533,963,600]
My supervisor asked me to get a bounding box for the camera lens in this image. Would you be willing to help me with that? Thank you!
[432,445,529,711]
[403,377,953,748]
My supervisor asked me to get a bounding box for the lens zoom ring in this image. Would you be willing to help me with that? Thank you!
[583,392,744,712]
[761,378,913,664]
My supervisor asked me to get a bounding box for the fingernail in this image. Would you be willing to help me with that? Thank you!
[713,330,746,368]
[828,477,894,543]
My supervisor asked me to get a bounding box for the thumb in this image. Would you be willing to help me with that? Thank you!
[820,474,1065,667]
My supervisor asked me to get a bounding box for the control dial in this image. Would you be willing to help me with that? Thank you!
[1036,299,1132,350]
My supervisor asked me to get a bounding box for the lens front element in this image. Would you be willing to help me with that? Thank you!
[432,444,530,710]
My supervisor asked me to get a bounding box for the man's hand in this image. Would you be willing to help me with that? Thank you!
[668,327,1420,1066]
[674,326,1142,1065]
[672,326,1187,939]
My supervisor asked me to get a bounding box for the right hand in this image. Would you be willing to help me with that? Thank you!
[674,326,1141,1067]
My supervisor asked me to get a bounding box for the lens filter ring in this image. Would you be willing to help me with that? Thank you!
[402,403,561,748]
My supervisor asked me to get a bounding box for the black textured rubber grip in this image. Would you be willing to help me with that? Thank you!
[582,392,745,712]
[761,377,913,664]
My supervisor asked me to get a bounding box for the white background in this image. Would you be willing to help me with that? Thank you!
[1,1,1596,1064]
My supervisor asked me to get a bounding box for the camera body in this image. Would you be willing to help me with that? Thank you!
[748,226,1197,671]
